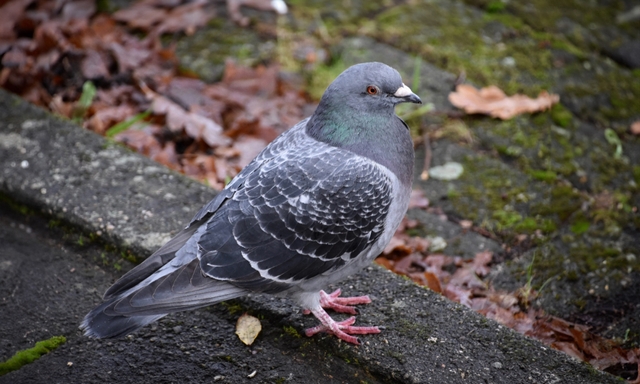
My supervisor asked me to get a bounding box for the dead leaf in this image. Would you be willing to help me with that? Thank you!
[81,49,110,79]
[109,42,152,72]
[114,124,163,154]
[0,0,32,40]
[448,84,559,120]
[145,87,229,146]
[86,105,137,134]
[408,189,429,209]
[235,313,261,345]
[232,135,267,168]
[1,48,28,68]
[459,220,473,229]
[61,0,96,21]
[153,0,215,36]
[151,141,179,170]
[472,251,492,277]
[113,4,168,31]
[444,284,473,307]
[410,271,442,293]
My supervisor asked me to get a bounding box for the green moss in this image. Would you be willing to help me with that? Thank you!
[305,60,348,101]
[395,318,431,339]
[0,336,66,376]
[283,326,301,338]
[570,219,590,235]
[530,169,557,182]
[486,1,506,13]
[48,219,61,229]
[386,350,406,363]
[573,298,587,310]
[219,301,245,315]
[513,217,537,232]
[531,185,582,222]
[633,166,640,184]
[566,270,578,281]
[492,210,522,229]
[0,194,35,216]
[550,104,573,128]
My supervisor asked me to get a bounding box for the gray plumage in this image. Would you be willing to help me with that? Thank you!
[81,62,421,341]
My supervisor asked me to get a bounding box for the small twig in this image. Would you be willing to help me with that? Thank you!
[455,70,466,86]
[420,133,432,180]
[56,274,66,285]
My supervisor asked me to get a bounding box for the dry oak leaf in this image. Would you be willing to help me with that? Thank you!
[449,84,559,120]
[236,313,262,345]
[143,85,229,147]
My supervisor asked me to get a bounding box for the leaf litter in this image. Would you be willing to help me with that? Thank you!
[0,0,309,189]
[377,213,640,382]
[1,0,637,381]
[448,84,560,119]
[236,313,262,346]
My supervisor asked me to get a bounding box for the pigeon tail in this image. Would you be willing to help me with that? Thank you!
[81,258,247,338]
[81,302,166,339]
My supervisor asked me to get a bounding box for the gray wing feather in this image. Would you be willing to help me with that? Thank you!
[198,127,393,289]
[101,120,312,300]
[82,119,393,338]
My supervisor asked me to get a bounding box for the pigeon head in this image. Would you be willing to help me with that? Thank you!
[307,63,421,146]
[322,62,422,111]
[306,62,419,185]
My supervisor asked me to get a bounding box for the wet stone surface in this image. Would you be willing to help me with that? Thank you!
[1,0,639,381]
[0,90,621,383]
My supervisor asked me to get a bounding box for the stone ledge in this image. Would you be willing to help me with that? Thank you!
[0,89,619,383]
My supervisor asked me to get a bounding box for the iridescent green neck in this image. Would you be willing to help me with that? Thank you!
[305,103,414,186]
[307,101,390,147]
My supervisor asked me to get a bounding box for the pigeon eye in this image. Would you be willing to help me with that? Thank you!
[366,85,379,95]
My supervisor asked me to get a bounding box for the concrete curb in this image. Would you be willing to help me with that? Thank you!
[0,89,619,383]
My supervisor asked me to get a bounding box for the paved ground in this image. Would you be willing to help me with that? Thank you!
[2,0,639,382]
[0,87,621,382]
[178,0,640,341]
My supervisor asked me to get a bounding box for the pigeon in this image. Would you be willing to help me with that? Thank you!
[81,62,421,345]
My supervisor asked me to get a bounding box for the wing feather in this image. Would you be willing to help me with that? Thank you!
[198,126,393,289]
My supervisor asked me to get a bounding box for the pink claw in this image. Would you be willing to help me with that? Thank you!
[303,289,380,345]
[320,289,371,314]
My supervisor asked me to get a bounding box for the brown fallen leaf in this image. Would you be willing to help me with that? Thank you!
[153,0,215,37]
[408,189,429,209]
[236,313,261,345]
[448,84,560,120]
[81,49,110,80]
[472,251,492,277]
[85,105,137,134]
[409,271,442,293]
[0,0,32,40]
[143,86,229,147]
[114,124,164,156]
[113,4,168,31]
[233,135,268,168]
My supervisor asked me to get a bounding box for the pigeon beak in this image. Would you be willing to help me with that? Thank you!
[394,83,422,104]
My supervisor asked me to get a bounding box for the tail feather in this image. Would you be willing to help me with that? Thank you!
[81,258,247,338]
[104,223,204,299]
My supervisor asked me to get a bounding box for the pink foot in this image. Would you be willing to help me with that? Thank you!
[303,289,380,345]
[302,289,372,315]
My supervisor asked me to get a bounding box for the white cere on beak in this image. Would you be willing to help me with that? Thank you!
[393,83,414,98]
[271,0,288,14]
